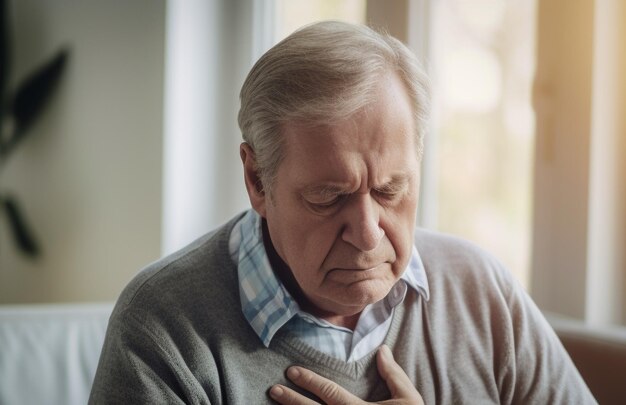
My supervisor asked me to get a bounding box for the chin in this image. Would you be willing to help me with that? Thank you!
[337,281,391,308]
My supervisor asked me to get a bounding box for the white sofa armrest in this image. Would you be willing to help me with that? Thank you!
[0,303,113,405]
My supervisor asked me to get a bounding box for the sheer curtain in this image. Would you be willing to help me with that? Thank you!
[161,0,275,255]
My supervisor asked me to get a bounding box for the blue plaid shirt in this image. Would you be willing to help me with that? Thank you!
[229,210,429,361]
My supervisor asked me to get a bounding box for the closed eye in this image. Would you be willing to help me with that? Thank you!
[373,191,401,205]
[374,190,399,199]
[307,194,346,208]
[373,184,408,204]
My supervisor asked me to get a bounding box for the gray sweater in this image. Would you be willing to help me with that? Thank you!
[90,214,595,404]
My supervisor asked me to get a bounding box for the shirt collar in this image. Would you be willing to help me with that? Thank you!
[403,244,430,301]
[229,209,430,346]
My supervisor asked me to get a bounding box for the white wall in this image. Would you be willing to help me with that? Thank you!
[0,1,165,303]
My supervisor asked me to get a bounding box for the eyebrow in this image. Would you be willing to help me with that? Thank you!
[374,174,411,193]
[302,184,351,199]
[302,174,412,197]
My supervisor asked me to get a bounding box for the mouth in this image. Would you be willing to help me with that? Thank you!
[326,264,388,283]
[333,266,378,272]
[331,259,389,271]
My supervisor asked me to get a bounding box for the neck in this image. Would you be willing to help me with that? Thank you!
[261,219,362,330]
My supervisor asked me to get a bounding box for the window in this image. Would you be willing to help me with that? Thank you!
[274,0,366,40]
[429,0,537,288]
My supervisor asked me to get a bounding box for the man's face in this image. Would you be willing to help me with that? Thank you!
[250,73,420,320]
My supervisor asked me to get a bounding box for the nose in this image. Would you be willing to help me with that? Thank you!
[341,193,384,251]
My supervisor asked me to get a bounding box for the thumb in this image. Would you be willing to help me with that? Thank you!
[376,345,420,400]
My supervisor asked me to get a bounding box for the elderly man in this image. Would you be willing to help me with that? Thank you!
[90,22,595,404]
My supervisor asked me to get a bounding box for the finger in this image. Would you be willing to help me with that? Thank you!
[269,384,319,405]
[285,366,362,404]
[376,345,420,400]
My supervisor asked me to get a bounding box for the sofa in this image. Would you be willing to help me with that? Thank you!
[0,304,624,404]
[0,303,112,405]
[544,312,626,405]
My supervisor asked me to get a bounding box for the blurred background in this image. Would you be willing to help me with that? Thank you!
[1,1,625,403]
[0,0,624,327]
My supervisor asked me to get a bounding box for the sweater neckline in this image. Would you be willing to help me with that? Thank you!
[269,297,409,379]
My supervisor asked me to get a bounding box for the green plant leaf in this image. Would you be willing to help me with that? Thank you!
[1,194,40,257]
[2,48,69,157]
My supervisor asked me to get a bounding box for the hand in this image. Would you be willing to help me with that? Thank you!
[269,345,424,405]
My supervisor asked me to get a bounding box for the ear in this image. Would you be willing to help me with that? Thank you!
[240,142,267,217]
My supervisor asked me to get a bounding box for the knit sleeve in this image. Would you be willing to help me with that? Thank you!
[498,270,597,404]
[88,307,215,405]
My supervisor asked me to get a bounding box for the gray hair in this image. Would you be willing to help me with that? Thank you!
[238,20,430,193]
